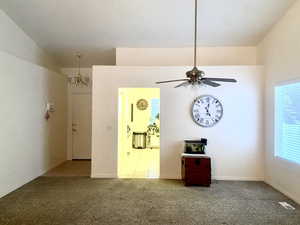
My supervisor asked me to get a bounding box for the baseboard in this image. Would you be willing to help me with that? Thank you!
[90,173,265,181]
[0,158,67,199]
[92,173,179,179]
[265,180,300,205]
[91,173,117,178]
[160,174,264,181]
[213,176,265,181]
[160,174,181,180]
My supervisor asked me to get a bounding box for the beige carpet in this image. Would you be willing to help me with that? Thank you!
[43,160,91,177]
[0,178,300,225]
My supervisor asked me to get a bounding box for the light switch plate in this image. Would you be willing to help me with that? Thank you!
[46,103,55,112]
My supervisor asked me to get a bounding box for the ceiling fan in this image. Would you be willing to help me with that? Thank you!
[156,0,237,88]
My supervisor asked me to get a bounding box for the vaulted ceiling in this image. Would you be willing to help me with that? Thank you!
[0,0,296,67]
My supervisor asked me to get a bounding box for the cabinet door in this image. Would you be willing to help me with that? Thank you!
[184,158,210,171]
[182,157,211,186]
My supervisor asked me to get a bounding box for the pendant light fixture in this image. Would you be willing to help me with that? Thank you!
[68,53,90,87]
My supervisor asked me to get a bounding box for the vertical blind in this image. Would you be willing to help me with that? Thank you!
[275,81,300,164]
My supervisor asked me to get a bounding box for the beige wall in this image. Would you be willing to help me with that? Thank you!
[0,51,67,198]
[0,10,67,198]
[92,66,264,180]
[0,10,59,72]
[116,47,258,66]
[258,0,300,204]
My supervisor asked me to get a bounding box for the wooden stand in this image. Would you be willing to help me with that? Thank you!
[181,154,211,187]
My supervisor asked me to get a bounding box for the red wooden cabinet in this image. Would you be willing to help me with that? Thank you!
[181,155,211,187]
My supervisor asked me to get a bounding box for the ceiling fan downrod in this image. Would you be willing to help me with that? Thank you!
[155,0,237,88]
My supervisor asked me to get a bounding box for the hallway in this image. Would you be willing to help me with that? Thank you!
[43,160,91,177]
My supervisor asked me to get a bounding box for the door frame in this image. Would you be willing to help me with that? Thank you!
[117,88,161,178]
[67,91,92,160]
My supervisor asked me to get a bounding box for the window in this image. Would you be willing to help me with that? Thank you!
[275,81,300,164]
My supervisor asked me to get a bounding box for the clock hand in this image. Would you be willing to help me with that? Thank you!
[205,105,211,117]
[202,102,212,117]
[205,109,211,117]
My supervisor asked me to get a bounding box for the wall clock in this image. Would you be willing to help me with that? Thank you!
[136,99,148,110]
[192,95,223,127]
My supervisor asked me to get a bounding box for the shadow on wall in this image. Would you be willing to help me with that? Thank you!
[0,51,68,198]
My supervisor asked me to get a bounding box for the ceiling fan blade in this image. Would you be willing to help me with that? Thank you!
[156,79,189,84]
[203,78,237,83]
[174,81,190,88]
[202,79,221,87]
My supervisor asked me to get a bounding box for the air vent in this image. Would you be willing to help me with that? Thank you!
[279,202,295,210]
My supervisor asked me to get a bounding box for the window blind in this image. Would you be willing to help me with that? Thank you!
[275,81,300,164]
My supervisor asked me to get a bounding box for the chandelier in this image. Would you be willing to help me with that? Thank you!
[68,53,90,87]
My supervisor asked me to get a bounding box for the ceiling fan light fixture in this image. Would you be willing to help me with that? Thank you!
[156,0,237,88]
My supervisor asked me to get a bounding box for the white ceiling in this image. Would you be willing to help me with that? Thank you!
[0,0,296,67]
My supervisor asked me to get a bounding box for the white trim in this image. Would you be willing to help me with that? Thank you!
[275,77,300,87]
[160,174,181,180]
[0,158,66,198]
[213,176,265,181]
[274,81,300,166]
[91,173,117,178]
[90,173,265,181]
[67,88,73,160]
[161,174,264,181]
[265,180,300,205]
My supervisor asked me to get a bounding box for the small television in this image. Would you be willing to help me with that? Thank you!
[184,139,207,154]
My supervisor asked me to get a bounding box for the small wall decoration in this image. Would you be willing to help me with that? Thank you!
[136,99,148,110]
[192,95,223,127]
[45,102,55,121]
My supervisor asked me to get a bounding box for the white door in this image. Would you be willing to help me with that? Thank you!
[72,94,92,159]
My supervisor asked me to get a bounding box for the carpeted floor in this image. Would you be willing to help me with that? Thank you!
[43,160,91,177]
[0,178,299,225]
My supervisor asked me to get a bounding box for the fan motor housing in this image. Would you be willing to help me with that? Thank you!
[186,68,204,82]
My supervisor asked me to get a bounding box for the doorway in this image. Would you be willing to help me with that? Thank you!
[44,92,92,177]
[118,88,160,178]
[71,93,92,159]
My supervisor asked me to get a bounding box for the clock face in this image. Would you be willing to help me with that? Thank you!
[192,95,223,127]
[137,99,148,110]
